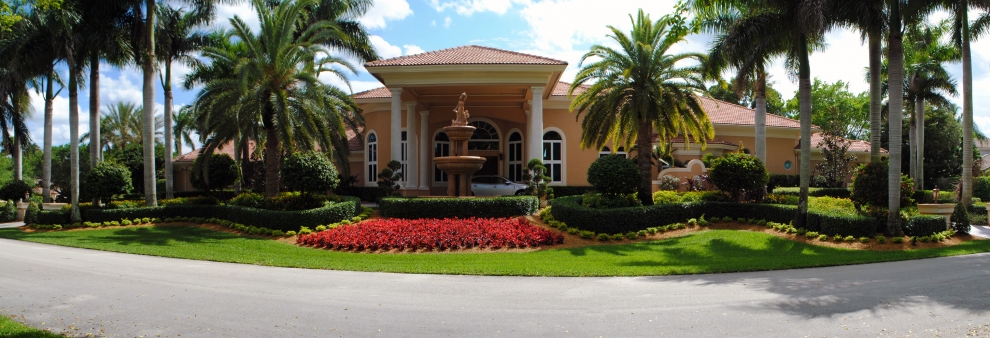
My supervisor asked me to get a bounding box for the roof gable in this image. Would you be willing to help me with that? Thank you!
[364,45,568,67]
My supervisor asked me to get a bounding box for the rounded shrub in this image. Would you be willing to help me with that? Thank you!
[850,161,914,207]
[191,153,239,192]
[0,179,32,201]
[707,153,769,200]
[587,154,641,196]
[84,161,133,206]
[282,151,339,194]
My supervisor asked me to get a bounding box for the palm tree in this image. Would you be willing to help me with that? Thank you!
[172,105,197,155]
[834,0,886,161]
[569,9,713,206]
[194,0,365,197]
[689,0,833,227]
[0,70,32,182]
[156,4,212,199]
[902,22,958,191]
[938,0,990,205]
[83,102,163,150]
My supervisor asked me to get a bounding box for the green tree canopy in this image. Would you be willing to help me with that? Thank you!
[783,78,870,140]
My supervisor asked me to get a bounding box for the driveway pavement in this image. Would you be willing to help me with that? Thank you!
[1,238,989,337]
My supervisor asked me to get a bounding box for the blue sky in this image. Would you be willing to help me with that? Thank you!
[26,0,990,151]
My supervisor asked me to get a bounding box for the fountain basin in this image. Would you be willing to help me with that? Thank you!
[443,125,476,140]
[435,156,486,174]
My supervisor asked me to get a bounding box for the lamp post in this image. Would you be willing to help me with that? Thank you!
[933,188,940,204]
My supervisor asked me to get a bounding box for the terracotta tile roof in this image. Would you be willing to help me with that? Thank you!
[364,45,568,67]
[346,125,363,152]
[698,97,804,128]
[804,133,885,153]
[552,81,588,96]
[981,153,990,172]
[353,87,392,99]
[175,141,256,163]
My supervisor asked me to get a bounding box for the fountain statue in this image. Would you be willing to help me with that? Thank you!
[434,93,486,196]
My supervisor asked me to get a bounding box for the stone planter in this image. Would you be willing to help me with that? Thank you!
[917,203,955,230]
[41,203,68,211]
[15,201,29,221]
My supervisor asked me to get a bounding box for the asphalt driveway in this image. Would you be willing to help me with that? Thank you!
[1,237,989,337]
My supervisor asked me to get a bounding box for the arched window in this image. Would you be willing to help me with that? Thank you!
[616,147,627,158]
[543,131,563,183]
[507,132,523,182]
[598,146,611,158]
[367,132,378,183]
[468,120,499,150]
[433,132,450,183]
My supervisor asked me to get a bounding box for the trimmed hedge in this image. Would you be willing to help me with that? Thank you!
[550,196,875,237]
[913,190,956,204]
[379,196,538,219]
[80,196,361,232]
[767,174,800,191]
[551,186,595,197]
[904,215,947,237]
[772,187,851,198]
[37,209,70,225]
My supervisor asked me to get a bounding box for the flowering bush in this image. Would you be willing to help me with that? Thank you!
[297,217,563,251]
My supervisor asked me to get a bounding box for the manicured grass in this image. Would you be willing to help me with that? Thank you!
[2,226,989,276]
[0,314,63,337]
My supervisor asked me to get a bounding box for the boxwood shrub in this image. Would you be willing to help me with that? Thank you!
[379,196,538,219]
[550,195,876,236]
[772,187,851,198]
[551,186,595,197]
[37,209,70,225]
[904,215,947,237]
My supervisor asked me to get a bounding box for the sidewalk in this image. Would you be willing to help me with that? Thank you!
[0,221,25,229]
[969,225,990,239]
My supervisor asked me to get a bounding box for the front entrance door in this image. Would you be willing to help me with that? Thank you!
[477,156,498,176]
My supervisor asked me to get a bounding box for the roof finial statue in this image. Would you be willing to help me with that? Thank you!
[452,92,470,126]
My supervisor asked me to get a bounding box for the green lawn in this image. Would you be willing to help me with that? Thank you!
[0,314,63,337]
[2,226,989,276]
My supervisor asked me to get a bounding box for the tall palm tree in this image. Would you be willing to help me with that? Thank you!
[834,0,887,161]
[172,105,197,155]
[902,22,958,191]
[939,0,990,205]
[156,4,212,199]
[690,0,833,227]
[0,70,32,182]
[194,0,365,196]
[569,9,713,206]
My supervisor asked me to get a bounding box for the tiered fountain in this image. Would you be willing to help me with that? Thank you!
[434,93,486,196]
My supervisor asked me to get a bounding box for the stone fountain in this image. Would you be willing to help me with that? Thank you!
[434,93,486,196]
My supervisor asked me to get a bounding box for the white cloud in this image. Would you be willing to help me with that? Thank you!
[99,69,145,107]
[26,91,90,147]
[370,35,403,59]
[444,16,452,28]
[214,2,259,32]
[404,45,425,55]
[359,0,413,29]
[430,0,520,16]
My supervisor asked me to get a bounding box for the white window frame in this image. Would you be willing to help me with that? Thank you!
[433,131,451,185]
[542,128,565,185]
[507,130,524,182]
[366,131,378,184]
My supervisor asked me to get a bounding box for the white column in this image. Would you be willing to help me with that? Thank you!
[528,86,545,162]
[389,88,403,164]
[419,111,431,190]
[405,102,418,189]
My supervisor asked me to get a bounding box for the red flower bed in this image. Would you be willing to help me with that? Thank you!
[297,217,563,251]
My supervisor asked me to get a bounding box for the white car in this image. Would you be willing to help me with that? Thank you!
[471,175,528,196]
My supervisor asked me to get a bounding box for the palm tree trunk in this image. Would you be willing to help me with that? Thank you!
[961,2,974,205]
[89,53,100,167]
[795,34,812,228]
[264,125,281,197]
[908,77,917,182]
[637,120,654,205]
[142,0,158,206]
[233,138,241,194]
[755,71,767,164]
[869,32,882,161]
[42,69,54,203]
[164,62,174,199]
[887,2,904,236]
[13,138,21,180]
[69,63,81,223]
[917,99,924,191]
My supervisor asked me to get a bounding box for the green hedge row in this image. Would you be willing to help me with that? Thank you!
[49,196,361,232]
[904,215,947,237]
[550,196,875,237]
[772,187,851,198]
[379,196,538,219]
[913,190,956,204]
[551,186,595,197]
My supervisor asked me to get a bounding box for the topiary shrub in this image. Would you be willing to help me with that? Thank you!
[952,202,971,234]
[850,161,914,207]
[0,179,32,202]
[588,155,641,196]
[84,161,133,207]
[523,159,553,202]
[377,160,403,197]
[708,153,769,201]
[281,151,339,194]
[191,154,239,192]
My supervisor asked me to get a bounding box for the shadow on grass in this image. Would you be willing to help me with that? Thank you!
[0,226,266,247]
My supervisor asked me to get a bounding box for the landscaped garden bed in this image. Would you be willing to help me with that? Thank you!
[378,196,538,219]
[298,217,563,252]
